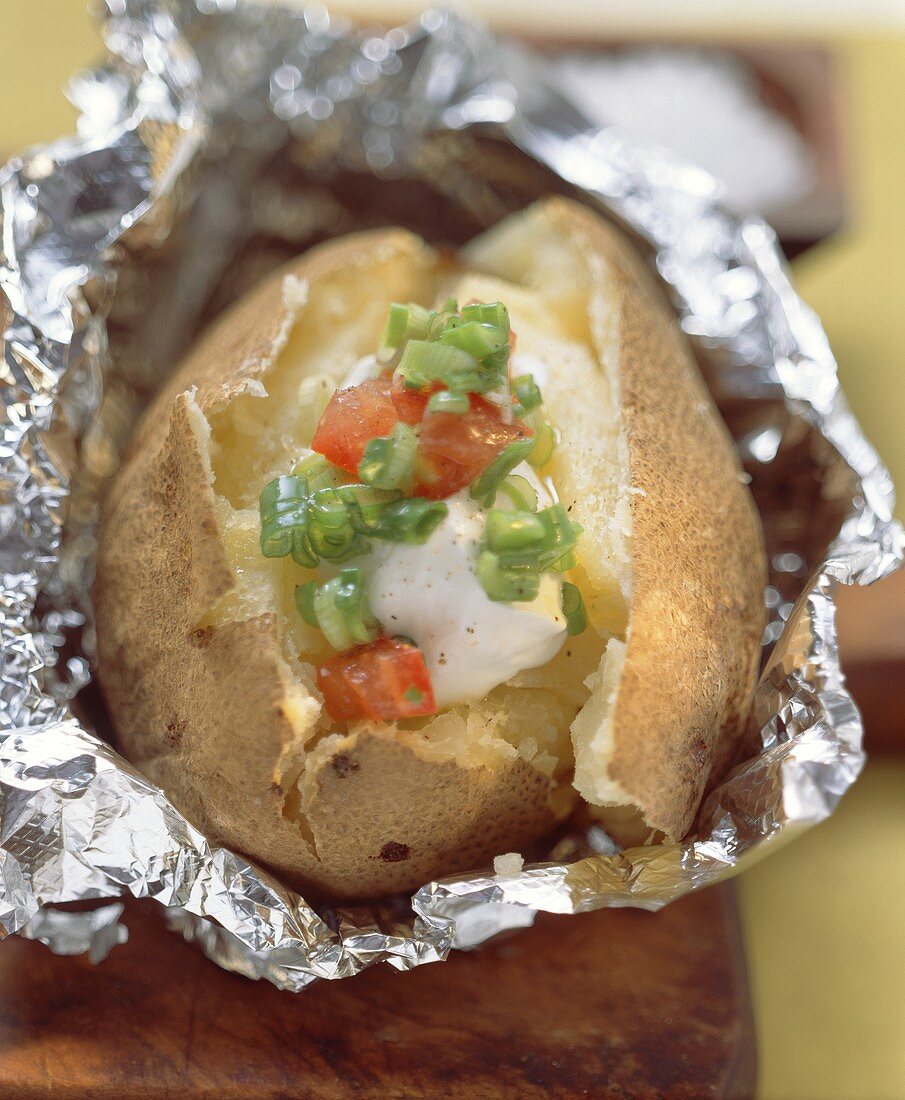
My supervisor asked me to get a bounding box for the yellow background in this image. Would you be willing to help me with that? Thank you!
[3,4,904,1098]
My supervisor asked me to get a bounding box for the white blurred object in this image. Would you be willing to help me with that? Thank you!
[556,50,817,219]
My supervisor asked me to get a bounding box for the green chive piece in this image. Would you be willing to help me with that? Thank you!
[397,340,480,391]
[333,567,381,644]
[262,473,447,569]
[358,422,418,490]
[404,685,424,704]
[382,302,432,348]
[439,321,506,360]
[291,453,345,492]
[527,414,556,468]
[512,374,542,414]
[333,484,402,527]
[368,498,449,544]
[383,303,408,348]
[428,312,458,342]
[484,509,547,552]
[426,391,470,416]
[306,516,366,563]
[445,362,504,396]
[385,297,512,396]
[497,474,538,512]
[259,475,317,568]
[295,581,320,627]
[299,568,380,651]
[536,504,581,572]
[475,500,583,604]
[314,590,354,650]
[561,581,588,635]
[460,301,510,336]
[469,438,535,508]
[476,550,541,603]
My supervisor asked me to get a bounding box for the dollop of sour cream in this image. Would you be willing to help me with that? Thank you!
[356,478,567,709]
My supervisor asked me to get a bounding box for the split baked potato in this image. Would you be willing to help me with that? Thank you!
[95,198,766,899]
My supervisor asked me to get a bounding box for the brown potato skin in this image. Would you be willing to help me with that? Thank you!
[553,200,766,840]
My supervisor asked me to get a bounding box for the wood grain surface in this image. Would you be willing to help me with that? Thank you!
[0,885,754,1100]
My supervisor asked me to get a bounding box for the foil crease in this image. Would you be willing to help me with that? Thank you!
[0,2,901,988]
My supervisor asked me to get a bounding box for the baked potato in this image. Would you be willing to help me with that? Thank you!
[95,197,766,900]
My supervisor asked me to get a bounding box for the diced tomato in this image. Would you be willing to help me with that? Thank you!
[311,377,399,474]
[414,396,533,499]
[390,376,433,425]
[311,375,530,498]
[311,375,435,473]
[317,638,437,722]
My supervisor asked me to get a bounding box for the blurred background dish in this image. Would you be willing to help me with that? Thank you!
[1,4,903,1099]
[555,46,826,238]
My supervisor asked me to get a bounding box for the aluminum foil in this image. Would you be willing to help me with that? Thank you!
[1,1,901,991]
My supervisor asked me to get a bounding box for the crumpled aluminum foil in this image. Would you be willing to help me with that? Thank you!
[1,1,901,991]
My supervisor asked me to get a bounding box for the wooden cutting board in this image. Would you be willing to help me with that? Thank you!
[0,883,754,1099]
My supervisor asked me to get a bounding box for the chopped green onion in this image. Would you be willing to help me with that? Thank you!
[330,483,400,525]
[526,412,556,468]
[427,301,463,342]
[314,584,354,650]
[292,453,344,491]
[397,340,479,391]
[384,298,512,396]
[460,301,510,336]
[476,550,541,603]
[368,498,449,544]
[383,303,408,347]
[512,374,542,414]
[561,582,587,635]
[295,569,380,650]
[404,685,424,704]
[397,339,502,394]
[440,321,506,360]
[382,302,432,348]
[497,474,538,512]
[333,568,380,642]
[536,504,582,572]
[358,422,417,490]
[445,362,503,395]
[484,509,547,552]
[295,581,319,627]
[469,438,535,508]
[427,391,470,416]
[475,501,583,602]
[259,476,317,568]
[260,473,448,567]
[306,517,369,563]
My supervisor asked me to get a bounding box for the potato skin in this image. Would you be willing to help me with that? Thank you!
[95,202,766,900]
[546,200,765,840]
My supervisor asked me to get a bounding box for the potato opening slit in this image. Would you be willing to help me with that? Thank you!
[197,229,631,854]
